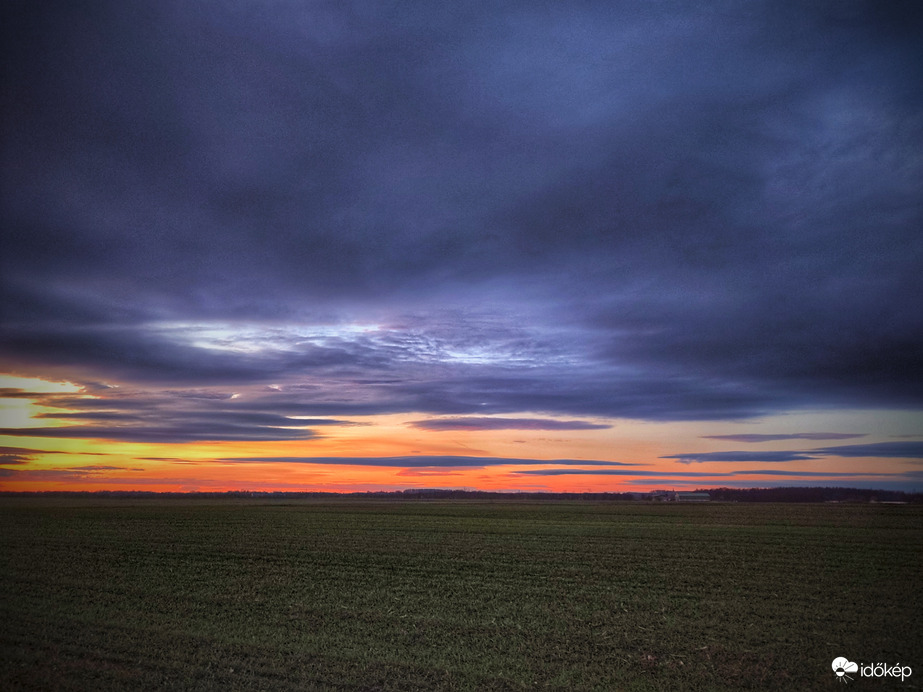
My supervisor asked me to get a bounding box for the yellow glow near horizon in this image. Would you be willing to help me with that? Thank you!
[0,375,85,429]
[0,374,80,394]
[0,374,82,394]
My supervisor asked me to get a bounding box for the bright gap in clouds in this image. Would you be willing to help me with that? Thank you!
[0,375,82,394]
[0,375,83,429]
[152,321,384,354]
[150,319,563,367]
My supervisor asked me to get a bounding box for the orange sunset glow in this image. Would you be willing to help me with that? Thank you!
[2,373,918,494]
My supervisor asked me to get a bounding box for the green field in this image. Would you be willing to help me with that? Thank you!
[1,498,920,690]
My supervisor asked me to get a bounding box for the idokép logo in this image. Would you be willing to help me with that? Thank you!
[832,657,912,683]
[832,658,858,683]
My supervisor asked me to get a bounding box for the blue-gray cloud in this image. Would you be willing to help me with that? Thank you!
[0,0,920,429]
[665,441,923,465]
[813,441,923,459]
[701,433,867,443]
[0,387,360,443]
[663,451,819,464]
[0,425,319,443]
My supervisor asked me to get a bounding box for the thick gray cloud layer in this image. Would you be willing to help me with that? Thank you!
[2,1,921,428]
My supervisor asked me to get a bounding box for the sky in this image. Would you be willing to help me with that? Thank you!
[1,1,922,493]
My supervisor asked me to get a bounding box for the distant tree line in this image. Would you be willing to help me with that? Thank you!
[700,486,920,503]
[2,487,920,502]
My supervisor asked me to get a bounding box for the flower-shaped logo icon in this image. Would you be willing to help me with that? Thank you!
[832,657,858,683]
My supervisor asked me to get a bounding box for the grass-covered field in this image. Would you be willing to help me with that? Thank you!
[1,498,920,690]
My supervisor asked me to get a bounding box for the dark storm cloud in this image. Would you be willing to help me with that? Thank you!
[701,433,867,443]
[382,366,780,420]
[408,417,610,431]
[216,456,639,468]
[2,1,921,425]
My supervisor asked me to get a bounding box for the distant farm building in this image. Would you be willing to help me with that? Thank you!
[647,490,710,502]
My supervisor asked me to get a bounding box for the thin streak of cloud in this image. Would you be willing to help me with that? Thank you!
[701,433,867,443]
[664,441,923,464]
[215,456,640,468]
[408,417,611,431]
[0,446,52,455]
[0,425,319,443]
[513,469,900,478]
[66,465,141,472]
[663,451,818,464]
